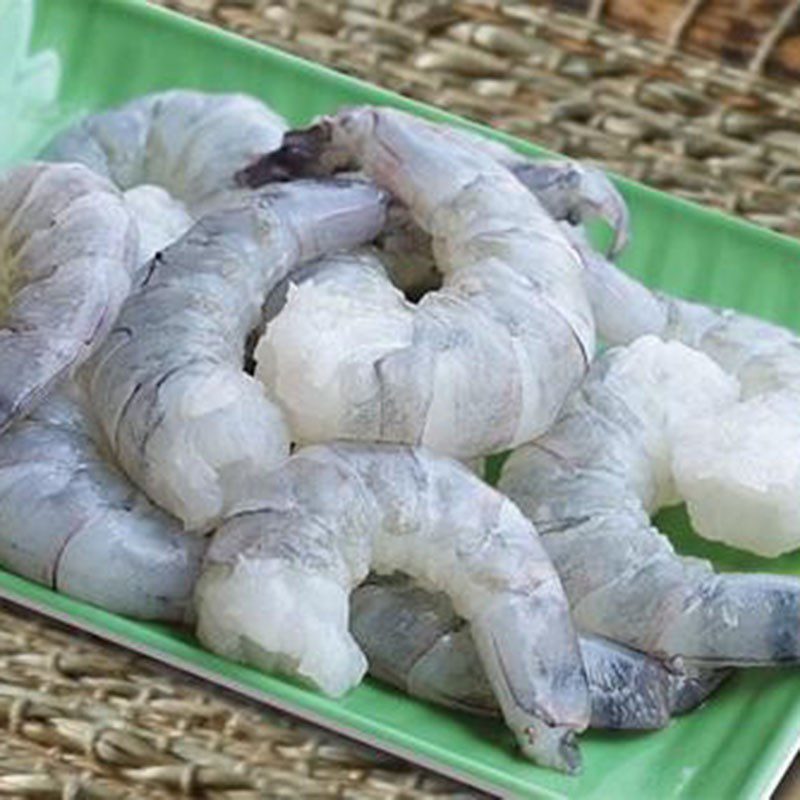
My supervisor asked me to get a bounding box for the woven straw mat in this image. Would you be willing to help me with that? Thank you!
[4,1,800,798]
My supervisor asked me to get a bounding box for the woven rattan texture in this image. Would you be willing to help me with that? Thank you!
[156,0,800,237]
[0,600,477,798]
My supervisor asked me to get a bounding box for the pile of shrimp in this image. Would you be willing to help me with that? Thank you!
[1,86,800,775]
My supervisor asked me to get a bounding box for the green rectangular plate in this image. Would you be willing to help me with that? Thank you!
[3,1,800,796]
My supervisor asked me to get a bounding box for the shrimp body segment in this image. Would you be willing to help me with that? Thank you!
[0,384,205,621]
[196,442,590,773]
[84,180,388,532]
[250,107,594,459]
[0,162,136,433]
[499,336,800,666]
[581,243,800,556]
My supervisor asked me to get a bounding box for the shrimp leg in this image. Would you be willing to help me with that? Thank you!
[196,442,590,773]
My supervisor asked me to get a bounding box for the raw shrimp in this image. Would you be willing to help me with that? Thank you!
[196,442,590,773]
[84,179,387,532]
[245,107,594,459]
[351,576,727,728]
[0,382,205,621]
[43,90,287,214]
[499,335,800,667]
[578,239,800,556]
[0,162,136,433]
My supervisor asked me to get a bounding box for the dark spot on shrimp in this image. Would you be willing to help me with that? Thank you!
[140,251,164,287]
[235,123,334,187]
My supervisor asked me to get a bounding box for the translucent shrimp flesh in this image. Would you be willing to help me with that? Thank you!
[196,442,590,773]
[351,575,727,728]
[244,106,594,459]
[0,382,205,621]
[499,335,800,667]
[578,239,800,556]
[83,179,387,532]
[0,162,136,433]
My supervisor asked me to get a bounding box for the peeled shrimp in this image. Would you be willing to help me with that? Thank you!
[43,90,287,214]
[499,335,800,667]
[196,442,590,773]
[0,162,136,433]
[245,107,594,459]
[579,240,800,556]
[351,576,726,728]
[84,179,387,531]
[0,382,205,620]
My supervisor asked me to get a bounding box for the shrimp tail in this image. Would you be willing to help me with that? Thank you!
[515,162,630,256]
[471,592,587,774]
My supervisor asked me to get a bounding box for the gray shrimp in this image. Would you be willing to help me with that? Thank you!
[576,234,800,556]
[245,106,594,460]
[83,179,387,532]
[0,162,136,433]
[0,382,205,621]
[196,442,590,774]
[351,576,727,728]
[499,335,800,667]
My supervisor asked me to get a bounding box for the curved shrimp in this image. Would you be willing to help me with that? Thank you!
[244,107,594,460]
[196,442,590,774]
[577,237,800,556]
[351,576,726,729]
[0,382,205,621]
[83,179,387,532]
[43,90,287,214]
[0,162,136,433]
[498,335,800,667]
